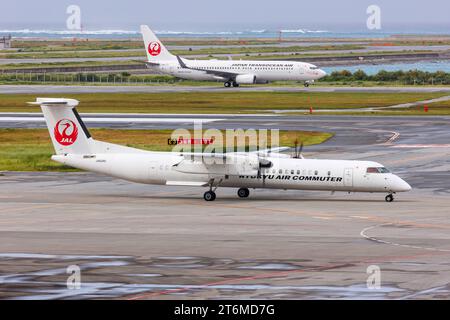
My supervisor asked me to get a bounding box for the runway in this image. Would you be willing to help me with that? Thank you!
[1,114,450,299]
[1,84,450,94]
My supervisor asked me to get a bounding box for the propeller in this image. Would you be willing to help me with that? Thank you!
[293,139,304,159]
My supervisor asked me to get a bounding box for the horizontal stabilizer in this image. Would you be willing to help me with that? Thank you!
[28,98,79,107]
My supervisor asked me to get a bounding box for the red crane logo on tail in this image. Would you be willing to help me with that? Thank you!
[54,119,78,146]
[148,41,161,56]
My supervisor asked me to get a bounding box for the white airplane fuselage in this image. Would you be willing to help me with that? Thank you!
[52,151,411,194]
[34,97,411,202]
[140,25,326,86]
[154,59,326,83]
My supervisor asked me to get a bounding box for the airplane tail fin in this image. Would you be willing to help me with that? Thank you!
[29,98,94,155]
[140,25,176,62]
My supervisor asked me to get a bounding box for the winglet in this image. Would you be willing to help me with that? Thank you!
[176,55,188,68]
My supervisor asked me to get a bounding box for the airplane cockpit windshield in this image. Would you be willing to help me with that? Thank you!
[366,167,390,174]
[309,66,319,70]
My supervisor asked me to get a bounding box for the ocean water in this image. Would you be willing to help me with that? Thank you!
[323,61,450,75]
[0,28,449,39]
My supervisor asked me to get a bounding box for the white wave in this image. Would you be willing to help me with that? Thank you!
[280,29,329,34]
[281,29,306,33]
[305,30,330,33]
[154,30,237,35]
[0,28,330,36]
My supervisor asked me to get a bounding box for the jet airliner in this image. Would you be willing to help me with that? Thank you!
[140,25,327,88]
[33,98,411,202]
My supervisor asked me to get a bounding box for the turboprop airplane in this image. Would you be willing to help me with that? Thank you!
[32,98,411,202]
[140,25,327,88]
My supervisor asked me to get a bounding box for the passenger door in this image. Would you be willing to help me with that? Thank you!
[343,168,353,187]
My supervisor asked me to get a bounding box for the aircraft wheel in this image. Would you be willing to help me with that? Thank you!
[304,82,310,87]
[232,81,240,87]
[204,191,216,201]
[224,81,232,88]
[385,194,394,202]
[237,187,250,198]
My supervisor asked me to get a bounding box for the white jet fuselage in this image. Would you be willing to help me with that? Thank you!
[154,59,326,83]
[139,25,326,85]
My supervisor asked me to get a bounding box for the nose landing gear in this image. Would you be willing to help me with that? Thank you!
[385,194,394,202]
[203,178,222,201]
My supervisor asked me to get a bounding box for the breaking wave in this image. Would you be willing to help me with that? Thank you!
[0,28,329,36]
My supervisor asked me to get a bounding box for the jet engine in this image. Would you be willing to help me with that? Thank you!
[235,74,256,84]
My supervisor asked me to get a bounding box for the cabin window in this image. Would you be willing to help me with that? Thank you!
[297,170,300,174]
[291,170,294,175]
[327,171,331,176]
[279,169,283,174]
[314,170,318,176]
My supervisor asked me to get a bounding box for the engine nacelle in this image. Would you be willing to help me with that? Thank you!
[235,74,256,84]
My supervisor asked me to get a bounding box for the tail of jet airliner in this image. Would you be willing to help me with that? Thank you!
[140,25,176,62]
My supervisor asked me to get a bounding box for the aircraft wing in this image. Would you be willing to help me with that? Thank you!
[251,146,291,156]
[176,56,238,79]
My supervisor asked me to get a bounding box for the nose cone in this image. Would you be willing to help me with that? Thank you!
[391,176,412,192]
[318,69,327,79]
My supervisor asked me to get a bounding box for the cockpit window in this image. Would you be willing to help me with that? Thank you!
[366,167,390,174]
[310,66,319,70]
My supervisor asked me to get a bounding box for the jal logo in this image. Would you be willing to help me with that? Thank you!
[148,41,161,56]
[54,119,78,146]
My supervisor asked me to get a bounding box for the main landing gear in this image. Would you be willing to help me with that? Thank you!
[237,187,250,198]
[385,194,394,202]
[204,190,216,201]
[224,81,239,88]
[304,80,314,87]
[203,185,250,201]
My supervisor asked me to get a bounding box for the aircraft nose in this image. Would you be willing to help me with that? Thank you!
[391,175,412,192]
[318,69,327,79]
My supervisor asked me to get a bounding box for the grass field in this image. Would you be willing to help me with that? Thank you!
[0,128,332,171]
[0,44,366,60]
[10,39,283,52]
[10,39,450,53]
[0,92,446,114]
